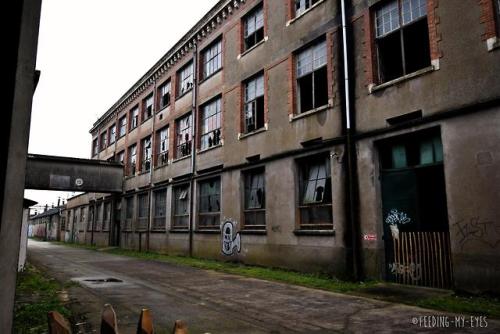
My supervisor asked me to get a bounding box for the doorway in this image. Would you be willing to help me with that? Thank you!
[379,128,453,288]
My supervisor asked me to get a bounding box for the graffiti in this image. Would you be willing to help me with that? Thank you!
[389,262,422,281]
[221,220,241,256]
[385,209,411,226]
[453,217,500,250]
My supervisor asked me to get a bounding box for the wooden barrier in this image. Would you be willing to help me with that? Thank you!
[48,311,71,334]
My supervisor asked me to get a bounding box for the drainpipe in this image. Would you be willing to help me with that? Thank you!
[188,44,199,257]
[147,79,158,252]
[340,0,363,281]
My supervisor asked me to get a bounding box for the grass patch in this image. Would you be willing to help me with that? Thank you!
[14,264,72,334]
[414,294,500,318]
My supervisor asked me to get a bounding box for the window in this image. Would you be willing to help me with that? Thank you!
[295,0,320,16]
[202,39,222,79]
[374,0,430,83]
[61,217,66,231]
[153,189,167,229]
[198,178,221,230]
[172,185,189,229]
[118,116,127,137]
[156,126,169,166]
[124,197,134,230]
[177,62,194,96]
[92,138,99,156]
[158,80,171,109]
[87,206,93,231]
[96,202,104,231]
[298,155,332,229]
[128,144,137,175]
[100,132,107,151]
[109,125,116,144]
[103,202,111,230]
[200,98,222,150]
[117,150,125,165]
[243,168,265,229]
[141,136,152,172]
[130,106,139,130]
[176,113,192,158]
[138,193,149,230]
[243,5,264,51]
[143,94,153,121]
[80,207,85,222]
[243,74,265,133]
[296,38,328,113]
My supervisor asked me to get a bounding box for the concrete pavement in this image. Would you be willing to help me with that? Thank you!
[27,240,499,333]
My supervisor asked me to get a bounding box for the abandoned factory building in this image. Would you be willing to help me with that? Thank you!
[58,0,499,293]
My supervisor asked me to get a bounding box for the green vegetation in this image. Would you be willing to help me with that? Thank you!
[49,241,500,318]
[14,264,72,334]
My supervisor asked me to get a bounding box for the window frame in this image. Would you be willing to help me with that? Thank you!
[197,177,221,230]
[128,144,137,176]
[199,97,222,150]
[297,154,333,230]
[103,201,111,231]
[294,0,321,17]
[243,3,265,51]
[243,72,265,134]
[117,150,125,165]
[153,189,167,230]
[172,184,190,230]
[137,192,149,230]
[141,136,152,173]
[125,196,134,231]
[175,113,192,159]
[158,80,171,110]
[118,115,127,138]
[92,138,99,156]
[202,38,223,80]
[99,131,108,151]
[177,62,194,97]
[156,126,169,167]
[243,168,266,230]
[130,106,139,131]
[142,94,154,122]
[108,124,116,145]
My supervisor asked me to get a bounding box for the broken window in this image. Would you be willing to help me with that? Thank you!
[176,113,192,158]
[200,97,222,150]
[86,206,93,231]
[117,150,125,165]
[128,144,137,175]
[375,0,431,83]
[296,38,328,113]
[118,116,127,137]
[92,138,99,156]
[295,0,320,16]
[298,155,333,229]
[153,189,167,229]
[202,39,222,79]
[125,196,134,230]
[96,202,104,231]
[137,193,149,230]
[109,125,116,144]
[177,62,194,96]
[158,80,171,109]
[156,126,169,166]
[130,106,139,130]
[244,73,265,133]
[243,4,264,51]
[198,178,221,230]
[103,202,111,230]
[243,168,265,229]
[142,94,153,121]
[99,132,108,151]
[141,136,152,172]
[173,185,190,229]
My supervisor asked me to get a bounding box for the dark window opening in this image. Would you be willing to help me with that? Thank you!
[118,116,127,137]
[243,168,265,230]
[198,178,221,230]
[158,81,171,109]
[128,144,137,176]
[173,185,189,229]
[244,74,265,133]
[375,0,431,83]
[153,190,166,229]
[130,107,139,130]
[141,136,152,172]
[137,193,149,230]
[143,94,153,121]
[176,113,192,158]
[156,126,169,167]
[125,197,134,230]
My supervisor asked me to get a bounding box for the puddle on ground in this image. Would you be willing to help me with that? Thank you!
[71,277,126,289]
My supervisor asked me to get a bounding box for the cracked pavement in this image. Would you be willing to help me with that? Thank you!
[27,240,500,333]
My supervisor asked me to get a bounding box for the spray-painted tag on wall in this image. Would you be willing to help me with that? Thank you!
[221,220,241,256]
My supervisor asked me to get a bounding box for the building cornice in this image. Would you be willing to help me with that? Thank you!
[90,0,247,134]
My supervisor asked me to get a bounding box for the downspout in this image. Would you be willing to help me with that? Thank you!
[147,79,158,252]
[340,0,363,280]
[188,44,199,257]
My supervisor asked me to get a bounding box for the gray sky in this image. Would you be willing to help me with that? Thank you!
[25,0,218,210]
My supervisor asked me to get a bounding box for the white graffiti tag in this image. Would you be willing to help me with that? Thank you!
[385,209,411,226]
[389,262,422,281]
[221,220,241,256]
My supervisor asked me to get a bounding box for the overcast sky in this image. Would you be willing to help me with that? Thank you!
[25,0,218,211]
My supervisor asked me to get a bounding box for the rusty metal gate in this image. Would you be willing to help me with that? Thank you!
[390,231,453,288]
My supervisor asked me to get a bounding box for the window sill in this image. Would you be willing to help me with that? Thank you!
[176,89,193,100]
[194,229,220,234]
[154,163,169,171]
[141,117,152,125]
[169,228,189,233]
[199,67,223,85]
[150,228,166,233]
[289,104,330,122]
[138,170,150,176]
[124,174,136,180]
[197,143,223,154]
[157,104,171,114]
[286,0,325,26]
[238,36,268,59]
[238,124,268,140]
[487,36,500,51]
[240,229,267,235]
[293,229,335,236]
[172,155,191,163]
[369,65,436,94]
